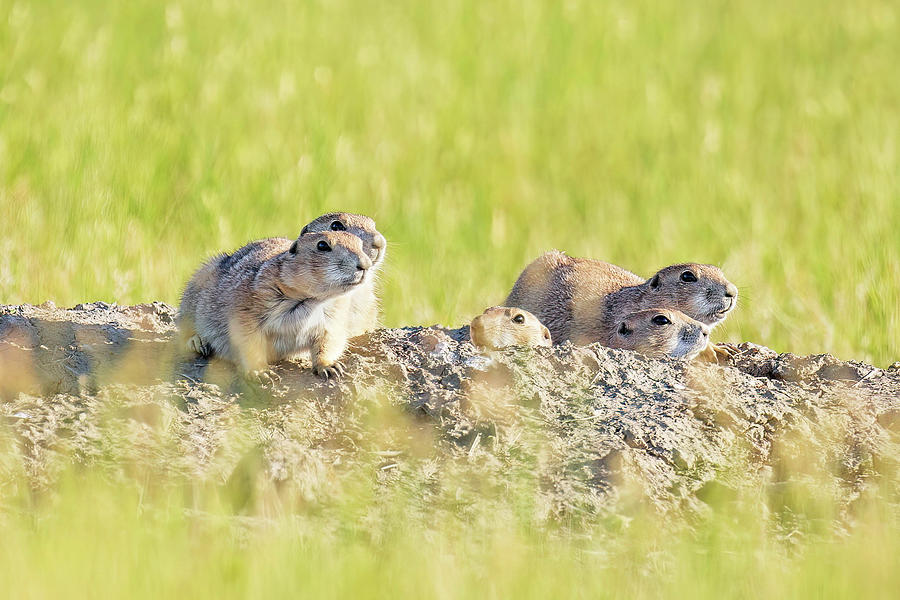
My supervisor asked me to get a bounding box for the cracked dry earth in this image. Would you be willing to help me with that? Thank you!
[1,302,899,524]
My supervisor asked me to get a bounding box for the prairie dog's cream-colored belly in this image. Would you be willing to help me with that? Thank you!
[263,302,326,360]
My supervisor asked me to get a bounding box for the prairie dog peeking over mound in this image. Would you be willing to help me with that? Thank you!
[179,231,371,379]
[300,212,386,337]
[506,251,738,345]
[605,309,709,360]
[470,307,552,350]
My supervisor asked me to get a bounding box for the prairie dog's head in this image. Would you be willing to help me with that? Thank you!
[302,212,386,269]
[470,306,552,350]
[281,232,372,298]
[643,263,738,327]
[609,308,709,359]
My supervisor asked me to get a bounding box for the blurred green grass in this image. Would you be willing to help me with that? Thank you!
[1,440,899,600]
[1,0,898,363]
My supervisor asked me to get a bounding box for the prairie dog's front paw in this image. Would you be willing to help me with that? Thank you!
[313,361,346,380]
[714,343,740,359]
[244,369,281,387]
[188,335,212,358]
[695,342,738,365]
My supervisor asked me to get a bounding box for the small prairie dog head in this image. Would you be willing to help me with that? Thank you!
[302,212,386,269]
[282,232,372,299]
[609,308,709,359]
[470,306,552,350]
[644,263,738,327]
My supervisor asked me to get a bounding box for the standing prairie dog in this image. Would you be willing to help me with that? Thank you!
[505,250,738,345]
[299,212,386,337]
[179,232,371,379]
[606,309,709,359]
[469,307,552,350]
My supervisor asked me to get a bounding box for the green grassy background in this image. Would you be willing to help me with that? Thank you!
[2,1,900,597]
[1,0,897,364]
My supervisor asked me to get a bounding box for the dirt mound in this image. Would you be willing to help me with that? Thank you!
[2,302,899,522]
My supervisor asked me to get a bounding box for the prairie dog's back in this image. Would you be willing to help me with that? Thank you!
[505,251,643,343]
[191,239,293,321]
[179,239,291,318]
[178,239,290,353]
[190,238,294,360]
[216,238,289,273]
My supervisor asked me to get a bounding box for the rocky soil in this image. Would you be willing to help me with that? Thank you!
[2,302,899,524]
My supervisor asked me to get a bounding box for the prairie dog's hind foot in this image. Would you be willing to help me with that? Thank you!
[244,368,282,387]
[187,334,213,358]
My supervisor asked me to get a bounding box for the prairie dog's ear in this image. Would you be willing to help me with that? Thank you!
[618,322,632,336]
[289,240,298,254]
[300,225,309,235]
[649,274,660,290]
[541,325,552,343]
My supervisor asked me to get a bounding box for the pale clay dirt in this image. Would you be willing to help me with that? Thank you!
[1,302,899,526]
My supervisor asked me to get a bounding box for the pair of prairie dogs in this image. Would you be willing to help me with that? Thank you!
[178,213,385,380]
[471,250,738,361]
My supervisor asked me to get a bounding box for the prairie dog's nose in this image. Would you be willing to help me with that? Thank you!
[682,325,701,340]
[372,233,386,249]
[725,283,738,298]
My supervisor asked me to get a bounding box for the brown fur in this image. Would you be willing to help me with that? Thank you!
[469,306,552,350]
[300,212,386,337]
[603,308,709,359]
[506,251,738,344]
[178,232,371,379]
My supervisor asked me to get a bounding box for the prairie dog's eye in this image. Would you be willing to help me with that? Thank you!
[618,323,631,336]
[680,271,698,283]
[512,314,526,324]
[651,315,672,326]
[330,221,346,231]
[317,241,332,252]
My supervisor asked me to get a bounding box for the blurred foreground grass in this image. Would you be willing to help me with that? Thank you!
[0,492,892,599]
[1,0,898,363]
[1,422,898,600]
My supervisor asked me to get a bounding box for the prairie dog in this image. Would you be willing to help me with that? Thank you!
[605,308,709,359]
[300,212,386,337]
[179,232,371,379]
[469,306,552,350]
[506,251,737,344]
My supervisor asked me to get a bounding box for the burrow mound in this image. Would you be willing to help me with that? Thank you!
[2,302,899,522]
